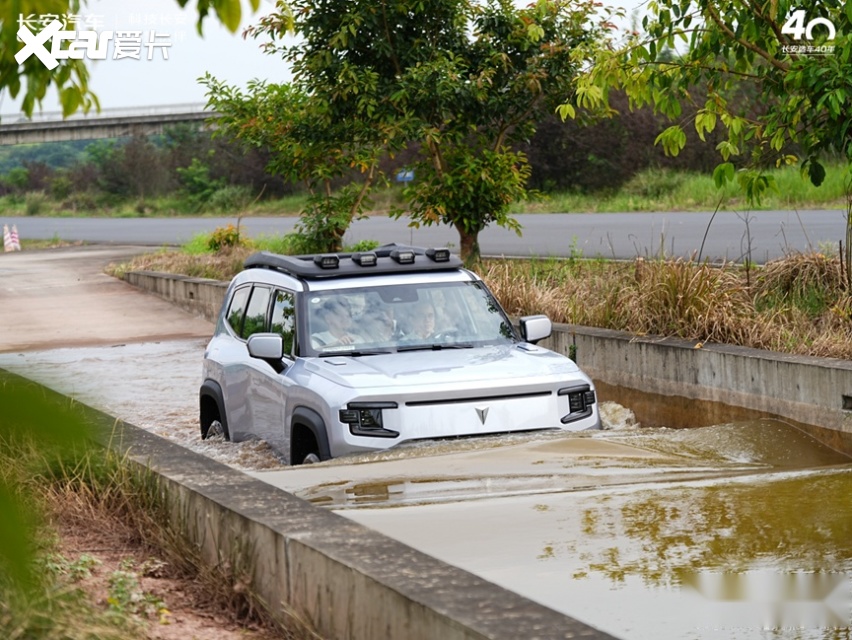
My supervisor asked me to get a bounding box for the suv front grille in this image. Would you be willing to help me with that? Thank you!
[405,391,552,407]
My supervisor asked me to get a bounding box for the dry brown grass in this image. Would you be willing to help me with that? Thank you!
[112,248,253,281]
[481,253,852,360]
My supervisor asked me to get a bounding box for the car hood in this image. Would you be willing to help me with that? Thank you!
[301,344,584,391]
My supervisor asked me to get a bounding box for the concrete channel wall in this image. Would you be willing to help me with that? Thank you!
[125,269,852,453]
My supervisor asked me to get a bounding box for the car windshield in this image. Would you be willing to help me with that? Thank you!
[304,281,517,355]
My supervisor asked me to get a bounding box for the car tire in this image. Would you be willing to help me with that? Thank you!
[206,419,228,440]
[302,452,321,464]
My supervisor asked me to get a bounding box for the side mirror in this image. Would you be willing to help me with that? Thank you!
[247,333,284,362]
[519,315,552,344]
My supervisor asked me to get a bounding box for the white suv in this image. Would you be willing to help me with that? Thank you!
[200,244,600,464]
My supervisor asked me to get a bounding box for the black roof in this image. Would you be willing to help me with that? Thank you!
[243,244,464,280]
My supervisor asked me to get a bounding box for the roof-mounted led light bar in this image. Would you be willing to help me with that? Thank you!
[313,254,340,269]
[244,244,463,279]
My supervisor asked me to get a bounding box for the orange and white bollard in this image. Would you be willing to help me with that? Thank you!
[9,225,21,251]
[3,225,13,252]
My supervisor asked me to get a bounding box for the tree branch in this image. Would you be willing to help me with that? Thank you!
[704,4,790,71]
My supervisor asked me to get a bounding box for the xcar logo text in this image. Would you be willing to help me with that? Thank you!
[16,20,112,70]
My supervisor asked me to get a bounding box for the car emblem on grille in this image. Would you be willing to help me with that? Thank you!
[476,407,489,425]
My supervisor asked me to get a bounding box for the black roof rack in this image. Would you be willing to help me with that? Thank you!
[243,243,464,279]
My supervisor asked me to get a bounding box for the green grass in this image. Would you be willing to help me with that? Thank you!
[2,162,848,219]
[514,162,849,213]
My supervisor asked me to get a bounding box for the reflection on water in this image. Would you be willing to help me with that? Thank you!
[328,423,852,640]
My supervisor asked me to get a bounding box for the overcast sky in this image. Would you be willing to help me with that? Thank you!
[1,0,645,118]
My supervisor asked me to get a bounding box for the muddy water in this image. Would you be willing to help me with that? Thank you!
[2,339,851,639]
[0,339,285,470]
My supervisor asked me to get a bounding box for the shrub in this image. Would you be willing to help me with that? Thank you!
[206,185,252,212]
[50,175,73,201]
[623,168,690,199]
[25,191,48,216]
[207,224,243,252]
[60,191,98,213]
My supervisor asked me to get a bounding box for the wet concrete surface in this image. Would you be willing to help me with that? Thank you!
[0,245,213,352]
[2,246,851,640]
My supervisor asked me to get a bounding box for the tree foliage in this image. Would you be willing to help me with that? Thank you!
[1,0,260,119]
[562,0,852,276]
[212,0,617,262]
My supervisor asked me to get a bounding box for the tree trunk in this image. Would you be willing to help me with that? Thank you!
[455,223,481,268]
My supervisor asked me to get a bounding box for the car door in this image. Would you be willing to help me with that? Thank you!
[244,288,299,454]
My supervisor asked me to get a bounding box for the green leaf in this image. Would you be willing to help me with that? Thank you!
[808,160,826,187]
[60,87,81,117]
[654,125,687,156]
[213,0,242,32]
[556,103,576,120]
[712,162,735,188]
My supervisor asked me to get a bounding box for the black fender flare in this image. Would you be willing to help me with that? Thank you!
[199,379,229,439]
[290,406,331,462]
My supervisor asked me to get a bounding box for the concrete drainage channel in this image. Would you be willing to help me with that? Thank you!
[116,270,852,639]
[15,375,615,640]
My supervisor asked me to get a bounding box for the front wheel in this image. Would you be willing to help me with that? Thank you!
[201,395,230,441]
[205,419,228,440]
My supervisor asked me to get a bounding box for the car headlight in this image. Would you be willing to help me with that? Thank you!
[558,384,596,424]
[339,402,399,438]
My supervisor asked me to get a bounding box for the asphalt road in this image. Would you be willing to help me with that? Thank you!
[4,208,848,263]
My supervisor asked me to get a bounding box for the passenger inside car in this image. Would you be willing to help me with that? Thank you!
[360,303,397,342]
[405,300,438,339]
[311,298,357,347]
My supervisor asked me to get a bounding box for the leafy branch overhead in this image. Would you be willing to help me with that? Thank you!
[1,0,260,118]
[565,0,851,184]
[561,0,852,276]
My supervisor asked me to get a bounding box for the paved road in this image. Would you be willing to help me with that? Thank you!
[3,209,847,263]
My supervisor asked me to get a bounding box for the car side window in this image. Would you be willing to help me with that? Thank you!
[270,290,297,356]
[240,286,272,340]
[225,286,251,335]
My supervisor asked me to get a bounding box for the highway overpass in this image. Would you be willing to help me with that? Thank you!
[0,103,215,145]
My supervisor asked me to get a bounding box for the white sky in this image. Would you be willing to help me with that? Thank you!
[0,0,648,118]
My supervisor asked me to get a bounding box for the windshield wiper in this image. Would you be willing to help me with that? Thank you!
[317,349,392,357]
[397,343,474,352]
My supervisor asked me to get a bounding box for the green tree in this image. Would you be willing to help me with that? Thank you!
[203,77,385,253]
[1,0,261,119]
[562,0,852,280]
[219,0,613,263]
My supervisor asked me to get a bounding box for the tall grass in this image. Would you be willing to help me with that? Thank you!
[482,253,852,359]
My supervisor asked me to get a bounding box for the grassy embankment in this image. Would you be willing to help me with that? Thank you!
[0,380,314,640]
[4,162,851,219]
